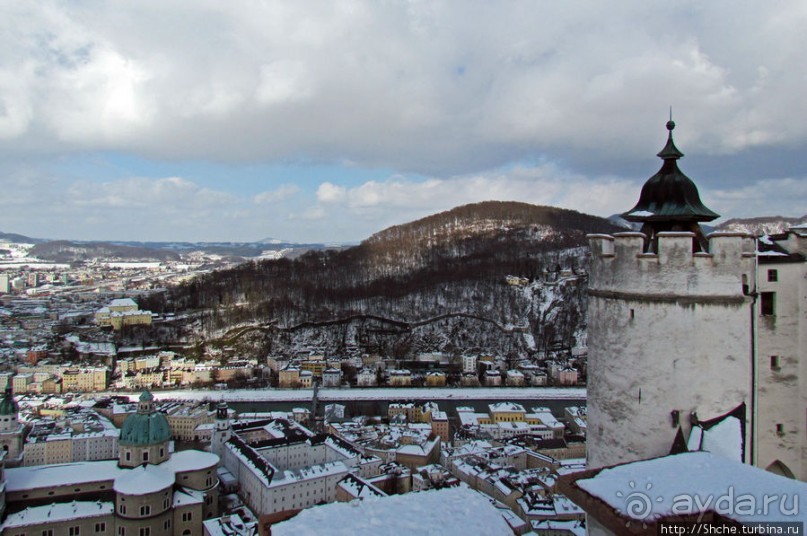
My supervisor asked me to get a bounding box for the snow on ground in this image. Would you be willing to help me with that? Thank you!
[272,486,512,536]
[136,386,586,403]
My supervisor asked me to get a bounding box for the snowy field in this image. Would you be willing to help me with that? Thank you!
[132,386,586,403]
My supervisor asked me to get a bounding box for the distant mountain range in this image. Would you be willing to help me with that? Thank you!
[715,215,807,236]
[3,211,805,264]
[0,231,333,263]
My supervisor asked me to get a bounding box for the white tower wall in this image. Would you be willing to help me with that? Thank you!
[587,231,756,468]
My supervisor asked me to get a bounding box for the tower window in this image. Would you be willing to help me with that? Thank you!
[776,423,785,436]
[770,355,780,371]
[760,292,775,316]
[767,269,778,282]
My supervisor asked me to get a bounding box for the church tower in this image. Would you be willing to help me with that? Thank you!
[0,386,23,467]
[586,121,757,469]
[210,401,232,457]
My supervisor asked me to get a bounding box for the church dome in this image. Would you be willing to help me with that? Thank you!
[119,390,171,446]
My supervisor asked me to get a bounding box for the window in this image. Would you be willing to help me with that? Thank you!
[770,355,780,371]
[117,528,125,536]
[163,520,171,530]
[761,292,775,316]
[767,269,778,282]
[182,512,193,522]
[140,505,151,516]
[142,451,149,462]
[95,523,106,533]
[42,531,54,536]
[119,505,127,515]
[125,452,131,461]
[138,529,149,536]
[776,423,785,436]
[69,528,80,536]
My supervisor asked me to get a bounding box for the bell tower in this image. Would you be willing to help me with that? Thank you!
[211,401,232,457]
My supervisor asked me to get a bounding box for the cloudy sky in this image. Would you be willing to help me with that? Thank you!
[2,2,806,243]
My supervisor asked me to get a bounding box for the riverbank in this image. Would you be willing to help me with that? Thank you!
[132,386,586,403]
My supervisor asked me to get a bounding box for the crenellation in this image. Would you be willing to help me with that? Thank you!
[612,232,645,258]
[587,234,614,257]
[706,232,756,263]
[588,231,755,299]
[657,232,696,267]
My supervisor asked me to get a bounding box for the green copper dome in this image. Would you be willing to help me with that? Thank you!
[119,390,171,446]
[0,387,18,416]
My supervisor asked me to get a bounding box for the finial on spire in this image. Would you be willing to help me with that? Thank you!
[666,106,675,131]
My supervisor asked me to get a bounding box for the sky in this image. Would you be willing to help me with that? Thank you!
[1,2,806,244]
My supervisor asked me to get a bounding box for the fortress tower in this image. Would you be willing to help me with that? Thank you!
[586,121,757,469]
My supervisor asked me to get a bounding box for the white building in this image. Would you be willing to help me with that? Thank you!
[322,368,342,387]
[212,408,382,517]
[356,368,377,387]
[754,226,807,480]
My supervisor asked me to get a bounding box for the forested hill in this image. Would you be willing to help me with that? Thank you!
[159,202,622,357]
[361,201,621,277]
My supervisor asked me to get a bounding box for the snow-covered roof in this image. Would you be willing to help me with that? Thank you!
[489,401,525,413]
[173,487,205,507]
[529,407,563,428]
[114,463,174,495]
[162,449,219,473]
[203,512,258,536]
[575,451,807,524]
[3,501,113,529]
[6,460,121,492]
[272,486,512,536]
[109,298,138,308]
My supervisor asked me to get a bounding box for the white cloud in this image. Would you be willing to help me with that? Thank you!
[0,2,805,171]
[0,2,805,242]
[706,177,807,219]
[313,165,641,231]
[253,184,299,204]
[316,182,347,204]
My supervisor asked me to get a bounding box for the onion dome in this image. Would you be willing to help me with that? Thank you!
[622,120,719,224]
[119,389,171,446]
[0,386,18,416]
